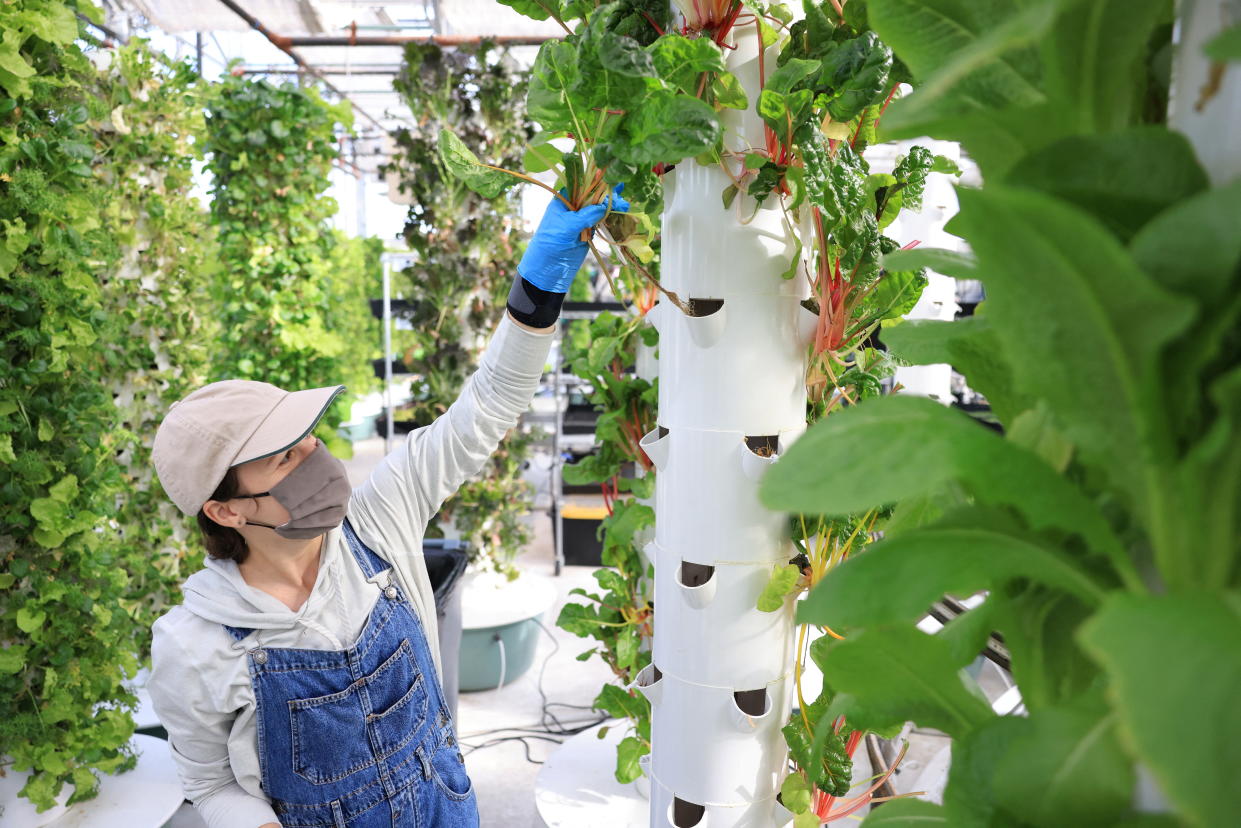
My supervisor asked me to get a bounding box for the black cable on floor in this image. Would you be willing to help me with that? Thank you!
[456,614,607,765]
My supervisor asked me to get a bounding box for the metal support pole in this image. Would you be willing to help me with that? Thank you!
[383,258,394,455]
[195,32,203,75]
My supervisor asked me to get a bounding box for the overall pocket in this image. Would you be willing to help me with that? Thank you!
[290,639,429,784]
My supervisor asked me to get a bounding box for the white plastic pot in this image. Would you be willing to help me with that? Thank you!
[646,671,793,807]
[649,298,809,434]
[660,165,806,300]
[650,551,796,689]
[648,777,787,828]
[649,427,805,565]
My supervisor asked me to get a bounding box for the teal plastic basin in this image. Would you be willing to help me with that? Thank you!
[458,613,545,692]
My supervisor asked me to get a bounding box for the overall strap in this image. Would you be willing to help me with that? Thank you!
[341,518,391,580]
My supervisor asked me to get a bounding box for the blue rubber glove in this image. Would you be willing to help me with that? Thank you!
[518,184,630,294]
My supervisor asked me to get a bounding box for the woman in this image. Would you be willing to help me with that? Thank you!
[148,188,626,828]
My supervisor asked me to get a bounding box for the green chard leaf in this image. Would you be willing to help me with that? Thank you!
[437,129,520,198]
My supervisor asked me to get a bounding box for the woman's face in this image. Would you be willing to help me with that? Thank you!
[230,434,320,530]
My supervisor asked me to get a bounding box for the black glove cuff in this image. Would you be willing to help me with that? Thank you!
[506,275,566,329]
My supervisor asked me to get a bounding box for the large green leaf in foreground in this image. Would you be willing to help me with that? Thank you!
[1080,594,1241,828]
[760,394,1127,579]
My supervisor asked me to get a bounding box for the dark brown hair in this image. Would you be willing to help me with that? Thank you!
[196,467,249,564]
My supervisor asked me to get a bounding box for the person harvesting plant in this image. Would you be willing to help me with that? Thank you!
[146,188,626,828]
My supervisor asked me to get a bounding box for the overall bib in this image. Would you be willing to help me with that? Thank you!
[224,520,479,828]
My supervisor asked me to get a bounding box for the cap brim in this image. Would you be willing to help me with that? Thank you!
[231,385,346,467]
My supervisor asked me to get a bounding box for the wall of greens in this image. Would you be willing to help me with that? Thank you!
[1,3,384,812]
[204,70,376,452]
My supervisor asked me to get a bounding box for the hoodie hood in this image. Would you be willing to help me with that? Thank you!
[181,526,346,634]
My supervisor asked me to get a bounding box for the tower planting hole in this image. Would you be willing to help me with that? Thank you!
[679,561,714,588]
[658,425,669,438]
[744,434,779,458]
[733,688,768,717]
[673,797,706,827]
[686,297,724,317]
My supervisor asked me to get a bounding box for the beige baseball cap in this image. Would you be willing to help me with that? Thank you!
[153,380,346,515]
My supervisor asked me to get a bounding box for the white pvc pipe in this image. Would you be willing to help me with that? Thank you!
[1170,0,1241,186]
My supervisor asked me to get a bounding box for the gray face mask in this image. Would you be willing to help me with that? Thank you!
[240,441,351,540]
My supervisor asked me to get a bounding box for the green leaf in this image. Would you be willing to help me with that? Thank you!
[615,735,646,783]
[49,474,79,503]
[1079,593,1241,828]
[881,317,1030,426]
[797,524,1103,631]
[780,773,812,814]
[1205,24,1241,60]
[0,30,37,83]
[860,798,948,824]
[766,58,821,96]
[711,71,748,109]
[528,41,583,134]
[757,564,800,612]
[16,606,47,633]
[614,90,720,166]
[649,35,725,95]
[524,136,566,174]
[1003,127,1208,242]
[25,4,81,45]
[761,395,1129,581]
[1040,0,1169,134]
[949,186,1195,530]
[497,0,563,22]
[942,715,1028,827]
[0,643,27,674]
[793,812,819,828]
[819,32,894,122]
[437,129,520,199]
[818,625,994,738]
[1129,178,1241,307]
[990,703,1136,827]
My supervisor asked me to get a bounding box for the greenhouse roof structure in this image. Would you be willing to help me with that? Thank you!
[100,0,564,176]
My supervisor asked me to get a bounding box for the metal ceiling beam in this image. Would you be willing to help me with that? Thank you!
[212,0,389,133]
[286,34,557,46]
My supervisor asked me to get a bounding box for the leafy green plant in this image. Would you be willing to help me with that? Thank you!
[555,310,658,782]
[762,1,1241,825]
[0,0,141,810]
[90,41,219,654]
[203,69,364,447]
[383,42,538,578]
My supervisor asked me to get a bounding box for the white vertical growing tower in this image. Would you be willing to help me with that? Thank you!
[633,24,815,828]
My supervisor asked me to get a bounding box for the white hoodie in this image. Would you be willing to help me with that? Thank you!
[148,316,553,828]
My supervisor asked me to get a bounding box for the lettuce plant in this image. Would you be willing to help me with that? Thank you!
[763,1,1241,825]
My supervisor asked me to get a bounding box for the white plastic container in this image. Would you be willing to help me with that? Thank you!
[646,671,794,807]
[647,426,804,565]
[650,549,797,689]
[649,298,810,433]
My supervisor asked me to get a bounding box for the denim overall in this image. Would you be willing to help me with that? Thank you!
[224,520,479,828]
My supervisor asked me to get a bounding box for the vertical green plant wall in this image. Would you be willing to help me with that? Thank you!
[383,42,538,577]
[0,1,140,809]
[91,42,219,649]
[204,71,369,444]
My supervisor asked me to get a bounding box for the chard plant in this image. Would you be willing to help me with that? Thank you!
[763,1,1241,825]
[555,310,659,782]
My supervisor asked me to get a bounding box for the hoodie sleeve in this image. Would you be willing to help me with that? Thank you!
[149,616,279,828]
[350,312,552,533]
